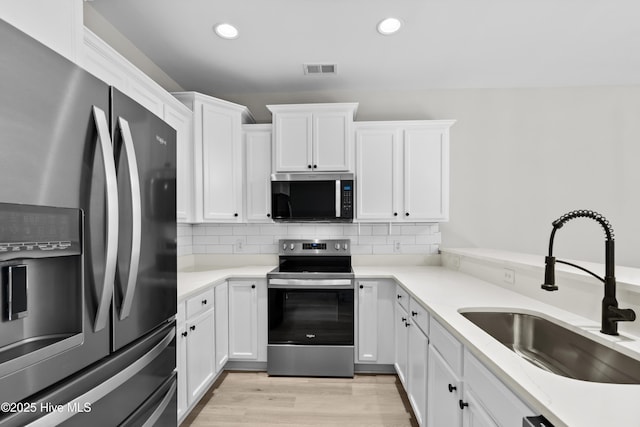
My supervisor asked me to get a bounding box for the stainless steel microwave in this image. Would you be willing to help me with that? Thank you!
[271,173,354,222]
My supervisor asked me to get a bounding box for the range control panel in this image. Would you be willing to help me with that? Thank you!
[278,239,351,256]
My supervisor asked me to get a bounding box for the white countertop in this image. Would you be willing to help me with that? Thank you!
[177,263,640,427]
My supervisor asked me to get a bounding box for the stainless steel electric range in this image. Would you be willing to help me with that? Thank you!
[267,239,354,377]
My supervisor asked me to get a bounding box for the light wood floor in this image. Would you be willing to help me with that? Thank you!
[181,372,418,427]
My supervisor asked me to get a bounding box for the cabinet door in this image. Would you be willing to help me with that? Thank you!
[214,282,229,373]
[356,127,401,221]
[462,389,497,427]
[428,345,463,427]
[164,102,194,223]
[395,303,409,387]
[357,281,379,362]
[403,127,449,221]
[176,323,188,422]
[228,281,258,359]
[313,111,350,171]
[186,309,215,406]
[407,323,429,426]
[201,102,242,221]
[274,112,312,172]
[245,126,273,222]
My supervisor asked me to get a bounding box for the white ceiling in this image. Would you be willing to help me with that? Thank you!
[89,0,640,96]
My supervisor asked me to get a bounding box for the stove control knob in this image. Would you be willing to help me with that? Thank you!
[334,243,340,250]
[282,243,287,251]
[343,243,348,250]
[290,243,295,250]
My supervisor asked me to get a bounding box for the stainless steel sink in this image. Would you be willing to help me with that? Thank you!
[460,311,640,384]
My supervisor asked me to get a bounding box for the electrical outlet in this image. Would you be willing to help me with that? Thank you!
[235,239,244,252]
[503,268,515,284]
[393,240,401,253]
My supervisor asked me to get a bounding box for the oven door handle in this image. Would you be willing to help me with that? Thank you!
[268,278,353,288]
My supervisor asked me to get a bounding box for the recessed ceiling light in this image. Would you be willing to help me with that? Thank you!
[377,17,402,35]
[214,23,239,40]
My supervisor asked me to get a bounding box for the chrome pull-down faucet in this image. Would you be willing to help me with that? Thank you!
[541,210,636,335]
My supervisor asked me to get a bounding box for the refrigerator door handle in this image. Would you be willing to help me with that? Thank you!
[25,326,176,427]
[117,117,141,321]
[140,377,177,427]
[92,106,118,332]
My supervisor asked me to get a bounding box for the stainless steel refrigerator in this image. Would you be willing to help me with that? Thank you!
[0,18,177,426]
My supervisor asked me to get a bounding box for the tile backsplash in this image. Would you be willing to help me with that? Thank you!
[177,223,441,257]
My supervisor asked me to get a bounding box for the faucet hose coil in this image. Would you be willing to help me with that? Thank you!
[551,209,614,241]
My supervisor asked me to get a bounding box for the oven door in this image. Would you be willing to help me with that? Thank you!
[268,281,354,346]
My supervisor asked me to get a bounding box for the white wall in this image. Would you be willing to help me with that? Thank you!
[223,86,640,268]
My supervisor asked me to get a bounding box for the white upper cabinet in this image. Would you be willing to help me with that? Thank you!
[244,124,273,222]
[355,120,454,222]
[355,127,400,220]
[404,127,450,221]
[164,102,194,223]
[267,103,358,172]
[173,92,255,223]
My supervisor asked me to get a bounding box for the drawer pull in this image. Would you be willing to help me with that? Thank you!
[190,325,196,331]
[459,400,469,410]
[397,294,402,299]
[448,384,457,392]
[411,311,418,316]
[202,299,207,305]
[181,331,188,337]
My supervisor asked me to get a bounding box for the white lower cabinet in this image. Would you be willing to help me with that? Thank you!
[214,281,229,372]
[394,296,409,387]
[357,280,395,364]
[186,309,215,405]
[407,320,429,426]
[394,284,431,426]
[427,345,462,427]
[462,388,498,427]
[462,349,534,427]
[177,286,216,423]
[228,279,267,361]
[176,322,187,421]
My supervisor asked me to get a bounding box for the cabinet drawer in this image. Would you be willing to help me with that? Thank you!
[395,285,409,311]
[409,298,429,335]
[186,288,215,319]
[430,318,463,376]
[464,349,533,427]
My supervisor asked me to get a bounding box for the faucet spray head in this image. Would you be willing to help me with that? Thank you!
[541,256,559,291]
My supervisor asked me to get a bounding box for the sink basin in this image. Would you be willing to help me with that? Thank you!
[460,311,640,384]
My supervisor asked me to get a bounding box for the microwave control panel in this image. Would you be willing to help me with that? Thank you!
[342,181,353,218]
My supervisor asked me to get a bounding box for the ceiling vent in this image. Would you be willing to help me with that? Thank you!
[303,64,337,75]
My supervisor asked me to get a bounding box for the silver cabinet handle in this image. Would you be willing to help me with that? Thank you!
[26,327,175,427]
[92,106,118,332]
[117,117,141,321]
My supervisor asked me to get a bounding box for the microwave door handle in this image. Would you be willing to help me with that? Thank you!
[92,106,118,332]
[117,117,141,321]
[335,179,341,218]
